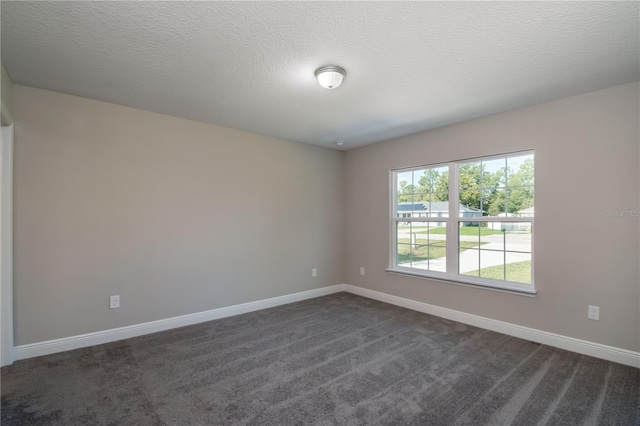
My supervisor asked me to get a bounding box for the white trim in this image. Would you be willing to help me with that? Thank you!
[343,284,640,368]
[454,216,534,223]
[385,268,537,296]
[14,285,345,361]
[447,161,459,273]
[390,151,536,293]
[13,283,640,369]
[0,124,13,367]
[385,264,536,294]
[389,169,395,271]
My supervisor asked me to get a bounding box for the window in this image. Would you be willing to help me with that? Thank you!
[390,151,534,294]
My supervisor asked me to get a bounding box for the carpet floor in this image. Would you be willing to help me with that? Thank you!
[2,292,639,425]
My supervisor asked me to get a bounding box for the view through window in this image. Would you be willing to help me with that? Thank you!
[391,151,534,292]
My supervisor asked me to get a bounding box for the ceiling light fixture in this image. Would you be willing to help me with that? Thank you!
[315,66,346,89]
[335,140,345,146]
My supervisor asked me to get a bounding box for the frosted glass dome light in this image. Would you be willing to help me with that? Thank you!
[315,66,346,89]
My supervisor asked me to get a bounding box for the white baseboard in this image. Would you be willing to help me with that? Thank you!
[13,285,345,361]
[343,284,640,368]
[13,283,640,369]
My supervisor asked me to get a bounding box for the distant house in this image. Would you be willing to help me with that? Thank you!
[487,207,534,231]
[397,201,482,226]
[518,207,534,217]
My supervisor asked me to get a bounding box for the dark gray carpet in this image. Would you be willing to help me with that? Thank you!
[2,292,639,425]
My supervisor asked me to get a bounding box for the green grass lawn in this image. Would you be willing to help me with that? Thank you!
[464,260,531,284]
[397,241,481,264]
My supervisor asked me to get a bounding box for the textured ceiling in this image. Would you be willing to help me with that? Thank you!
[2,1,639,150]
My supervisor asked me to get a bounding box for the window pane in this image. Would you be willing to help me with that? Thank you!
[478,188,491,216]
[482,158,506,188]
[480,249,505,280]
[430,235,446,247]
[397,243,412,267]
[412,222,429,238]
[428,197,448,223]
[459,191,482,216]
[433,191,448,202]
[428,222,446,248]
[413,192,429,202]
[507,187,534,216]
[397,170,413,192]
[395,221,449,272]
[459,222,480,245]
[397,198,429,218]
[433,166,448,184]
[412,242,429,266]
[505,252,532,284]
[483,187,506,216]
[397,197,410,218]
[398,222,422,268]
[428,223,446,237]
[518,204,534,217]
[416,169,433,193]
[397,170,416,203]
[460,248,480,276]
[407,222,446,272]
[460,222,532,283]
[428,238,447,273]
[507,154,534,187]
[505,227,532,252]
[397,222,411,240]
[459,162,481,189]
[480,224,505,250]
[393,151,533,288]
[410,222,429,258]
[459,221,480,276]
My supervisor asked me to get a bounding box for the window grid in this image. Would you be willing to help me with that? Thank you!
[391,151,534,293]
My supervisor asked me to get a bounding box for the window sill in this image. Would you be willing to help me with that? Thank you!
[385,268,537,297]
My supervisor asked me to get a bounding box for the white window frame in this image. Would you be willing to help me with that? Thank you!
[387,151,535,295]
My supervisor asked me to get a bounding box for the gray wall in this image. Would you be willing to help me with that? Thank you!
[345,82,640,352]
[13,85,345,345]
[12,81,640,352]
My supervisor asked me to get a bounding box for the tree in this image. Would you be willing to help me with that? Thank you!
[434,171,449,200]
[397,156,533,218]
[458,163,482,210]
[397,180,417,202]
[485,158,534,215]
[505,158,534,214]
[418,169,440,194]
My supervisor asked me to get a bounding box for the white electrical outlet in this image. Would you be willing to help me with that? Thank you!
[587,305,599,320]
[312,268,317,277]
[110,295,120,309]
[360,267,365,276]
